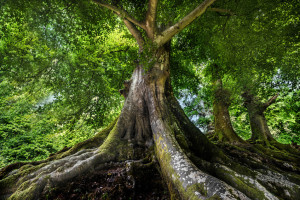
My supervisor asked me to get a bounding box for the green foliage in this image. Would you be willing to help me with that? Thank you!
[174,0,299,144]
[229,98,252,140]
[0,79,121,168]
[0,80,54,167]
[179,75,213,133]
[1,0,137,127]
[266,90,300,144]
[228,89,300,144]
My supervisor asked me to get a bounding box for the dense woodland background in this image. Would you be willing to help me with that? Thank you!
[0,0,299,169]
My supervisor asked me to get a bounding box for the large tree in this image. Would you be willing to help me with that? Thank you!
[1,0,299,199]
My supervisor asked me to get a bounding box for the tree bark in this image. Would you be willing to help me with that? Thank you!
[211,65,244,143]
[242,91,276,143]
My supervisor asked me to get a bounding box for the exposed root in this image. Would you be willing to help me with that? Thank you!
[0,117,117,181]
[190,151,300,200]
[200,142,300,199]
[156,93,300,199]
[218,143,300,172]
[4,148,110,199]
[0,120,144,200]
[147,91,251,199]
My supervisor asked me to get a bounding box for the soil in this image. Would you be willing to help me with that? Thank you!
[41,162,170,200]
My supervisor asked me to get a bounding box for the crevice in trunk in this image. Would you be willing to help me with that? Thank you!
[117,66,153,147]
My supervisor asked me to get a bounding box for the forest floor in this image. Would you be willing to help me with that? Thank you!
[41,162,170,200]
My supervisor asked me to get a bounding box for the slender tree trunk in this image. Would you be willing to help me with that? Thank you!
[212,65,244,143]
[248,110,274,142]
[242,91,276,143]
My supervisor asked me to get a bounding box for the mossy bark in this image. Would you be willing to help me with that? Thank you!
[212,89,244,143]
[242,92,299,150]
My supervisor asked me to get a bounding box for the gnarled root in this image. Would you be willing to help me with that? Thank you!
[0,120,143,200]
[149,93,300,200]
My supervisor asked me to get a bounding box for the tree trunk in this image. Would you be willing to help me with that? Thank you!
[1,47,300,200]
[242,91,276,143]
[211,65,244,143]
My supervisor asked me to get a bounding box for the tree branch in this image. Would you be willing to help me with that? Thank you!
[154,0,216,46]
[92,0,145,29]
[145,0,158,39]
[122,19,145,50]
[92,0,145,50]
[263,93,279,109]
[208,7,235,16]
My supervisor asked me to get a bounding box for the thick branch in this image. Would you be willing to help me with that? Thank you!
[263,93,279,109]
[123,19,145,50]
[208,7,235,16]
[92,0,145,29]
[154,0,216,46]
[145,0,158,39]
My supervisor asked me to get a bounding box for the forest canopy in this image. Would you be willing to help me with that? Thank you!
[0,0,299,199]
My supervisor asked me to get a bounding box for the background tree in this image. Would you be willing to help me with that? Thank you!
[210,64,244,143]
[180,0,299,145]
[242,90,279,143]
